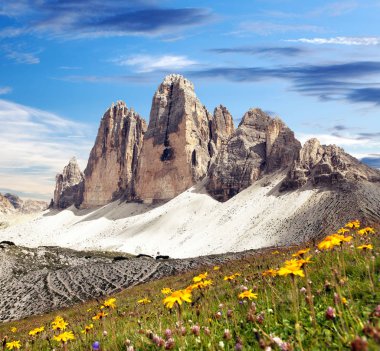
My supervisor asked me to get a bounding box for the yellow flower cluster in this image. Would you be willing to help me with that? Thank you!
[318,233,352,250]
[193,272,208,283]
[28,326,44,336]
[53,331,75,343]
[163,289,192,309]
[223,273,241,281]
[51,316,68,331]
[278,258,312,277]
[357,227,375,236]
[345,220,360,229]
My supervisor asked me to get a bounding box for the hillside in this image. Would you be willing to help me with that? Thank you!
[2,172,380,259]
[0,222,378,350]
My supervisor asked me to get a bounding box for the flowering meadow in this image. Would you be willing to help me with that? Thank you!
[1,221,379,350]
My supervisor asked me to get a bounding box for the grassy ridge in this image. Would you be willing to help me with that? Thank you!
[0,222,379,350]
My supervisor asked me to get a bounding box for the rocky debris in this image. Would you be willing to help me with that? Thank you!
[53,157,84,209]
[281,138,380,191]
[0,193,47,214]
[82,101,147,207]
[135,74,213,202]
[0,245,283,322]
[206,108,301,201]
[209,105,235,157]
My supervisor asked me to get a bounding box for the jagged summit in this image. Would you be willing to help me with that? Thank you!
[53,157,84,209]
[81,101,147,208]
[52,75,380,210]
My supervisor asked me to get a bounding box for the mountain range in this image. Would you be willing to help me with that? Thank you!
[1,74,380,258]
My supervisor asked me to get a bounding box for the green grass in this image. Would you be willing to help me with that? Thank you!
[1,224,379,351]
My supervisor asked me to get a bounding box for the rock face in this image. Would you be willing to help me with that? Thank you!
[53,157,84,209]
[82,102,146,207]
[209,105,235,156]
[135,74,213,202]
[206,108,301,201]
[281,138,380,190]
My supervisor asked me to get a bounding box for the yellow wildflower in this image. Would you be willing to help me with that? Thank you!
[193,272,208,283]
[92,311,108,320]
[272,250,280,255]
[163,289,192,309]
[81,324,94,334]
[297,256,313,268]
[337,227,350,235]
[357,244,373,250]
[161,288,173,295]
[238,289,258,300]
[103,297,116,309]
[53,331,75,343]
[51,316,68,331]
[189,279,213,290]
[345,220,360,229]
[223,273,241,281]
[262,269,278,277]
[6,341,21,350]
[357,227,375,236]
[278,259,304,277]
[10,327,17,333]
[341,297,348,305]
[318,235,342,250]
[292,248,310,257]
[137,298,151,304]
[213,266,220,271]
[28,326,44,336]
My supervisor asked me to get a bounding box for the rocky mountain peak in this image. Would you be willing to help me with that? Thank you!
[207,108,301,201]
[135,75,213,202]
[53,157,84,209]
[81,101,147,207]
[281,139,380,191]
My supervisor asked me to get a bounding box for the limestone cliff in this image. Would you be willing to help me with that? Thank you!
[81,101,146,207]
[281,138,380,190]
[135,74,213,202]
[206,108,301,201]
[53,157,84,209]
[209,105,235,157]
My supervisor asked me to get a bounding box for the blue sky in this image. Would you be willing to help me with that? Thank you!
[1,0,380,200]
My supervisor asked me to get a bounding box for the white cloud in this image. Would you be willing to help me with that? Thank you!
[0,99,94,200]
[0,87,12,95]
[114,54,197,73]
[3,47,40,64]
[232,22,322,36]
[287,37,380,46]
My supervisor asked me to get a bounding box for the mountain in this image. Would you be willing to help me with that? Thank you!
[11,74,378,257]
[0,193,47,215]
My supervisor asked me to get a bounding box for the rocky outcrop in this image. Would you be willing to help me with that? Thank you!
[0,193,46,215]
[209,105,235,156]
[206,109,301,201]
[281,138,380,191]
[135,74,213,202]
[53,157,84,209]
[82,102,146,207]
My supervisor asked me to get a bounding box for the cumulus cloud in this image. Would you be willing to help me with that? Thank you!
[288,37,380,46]
[0,99,94,199]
